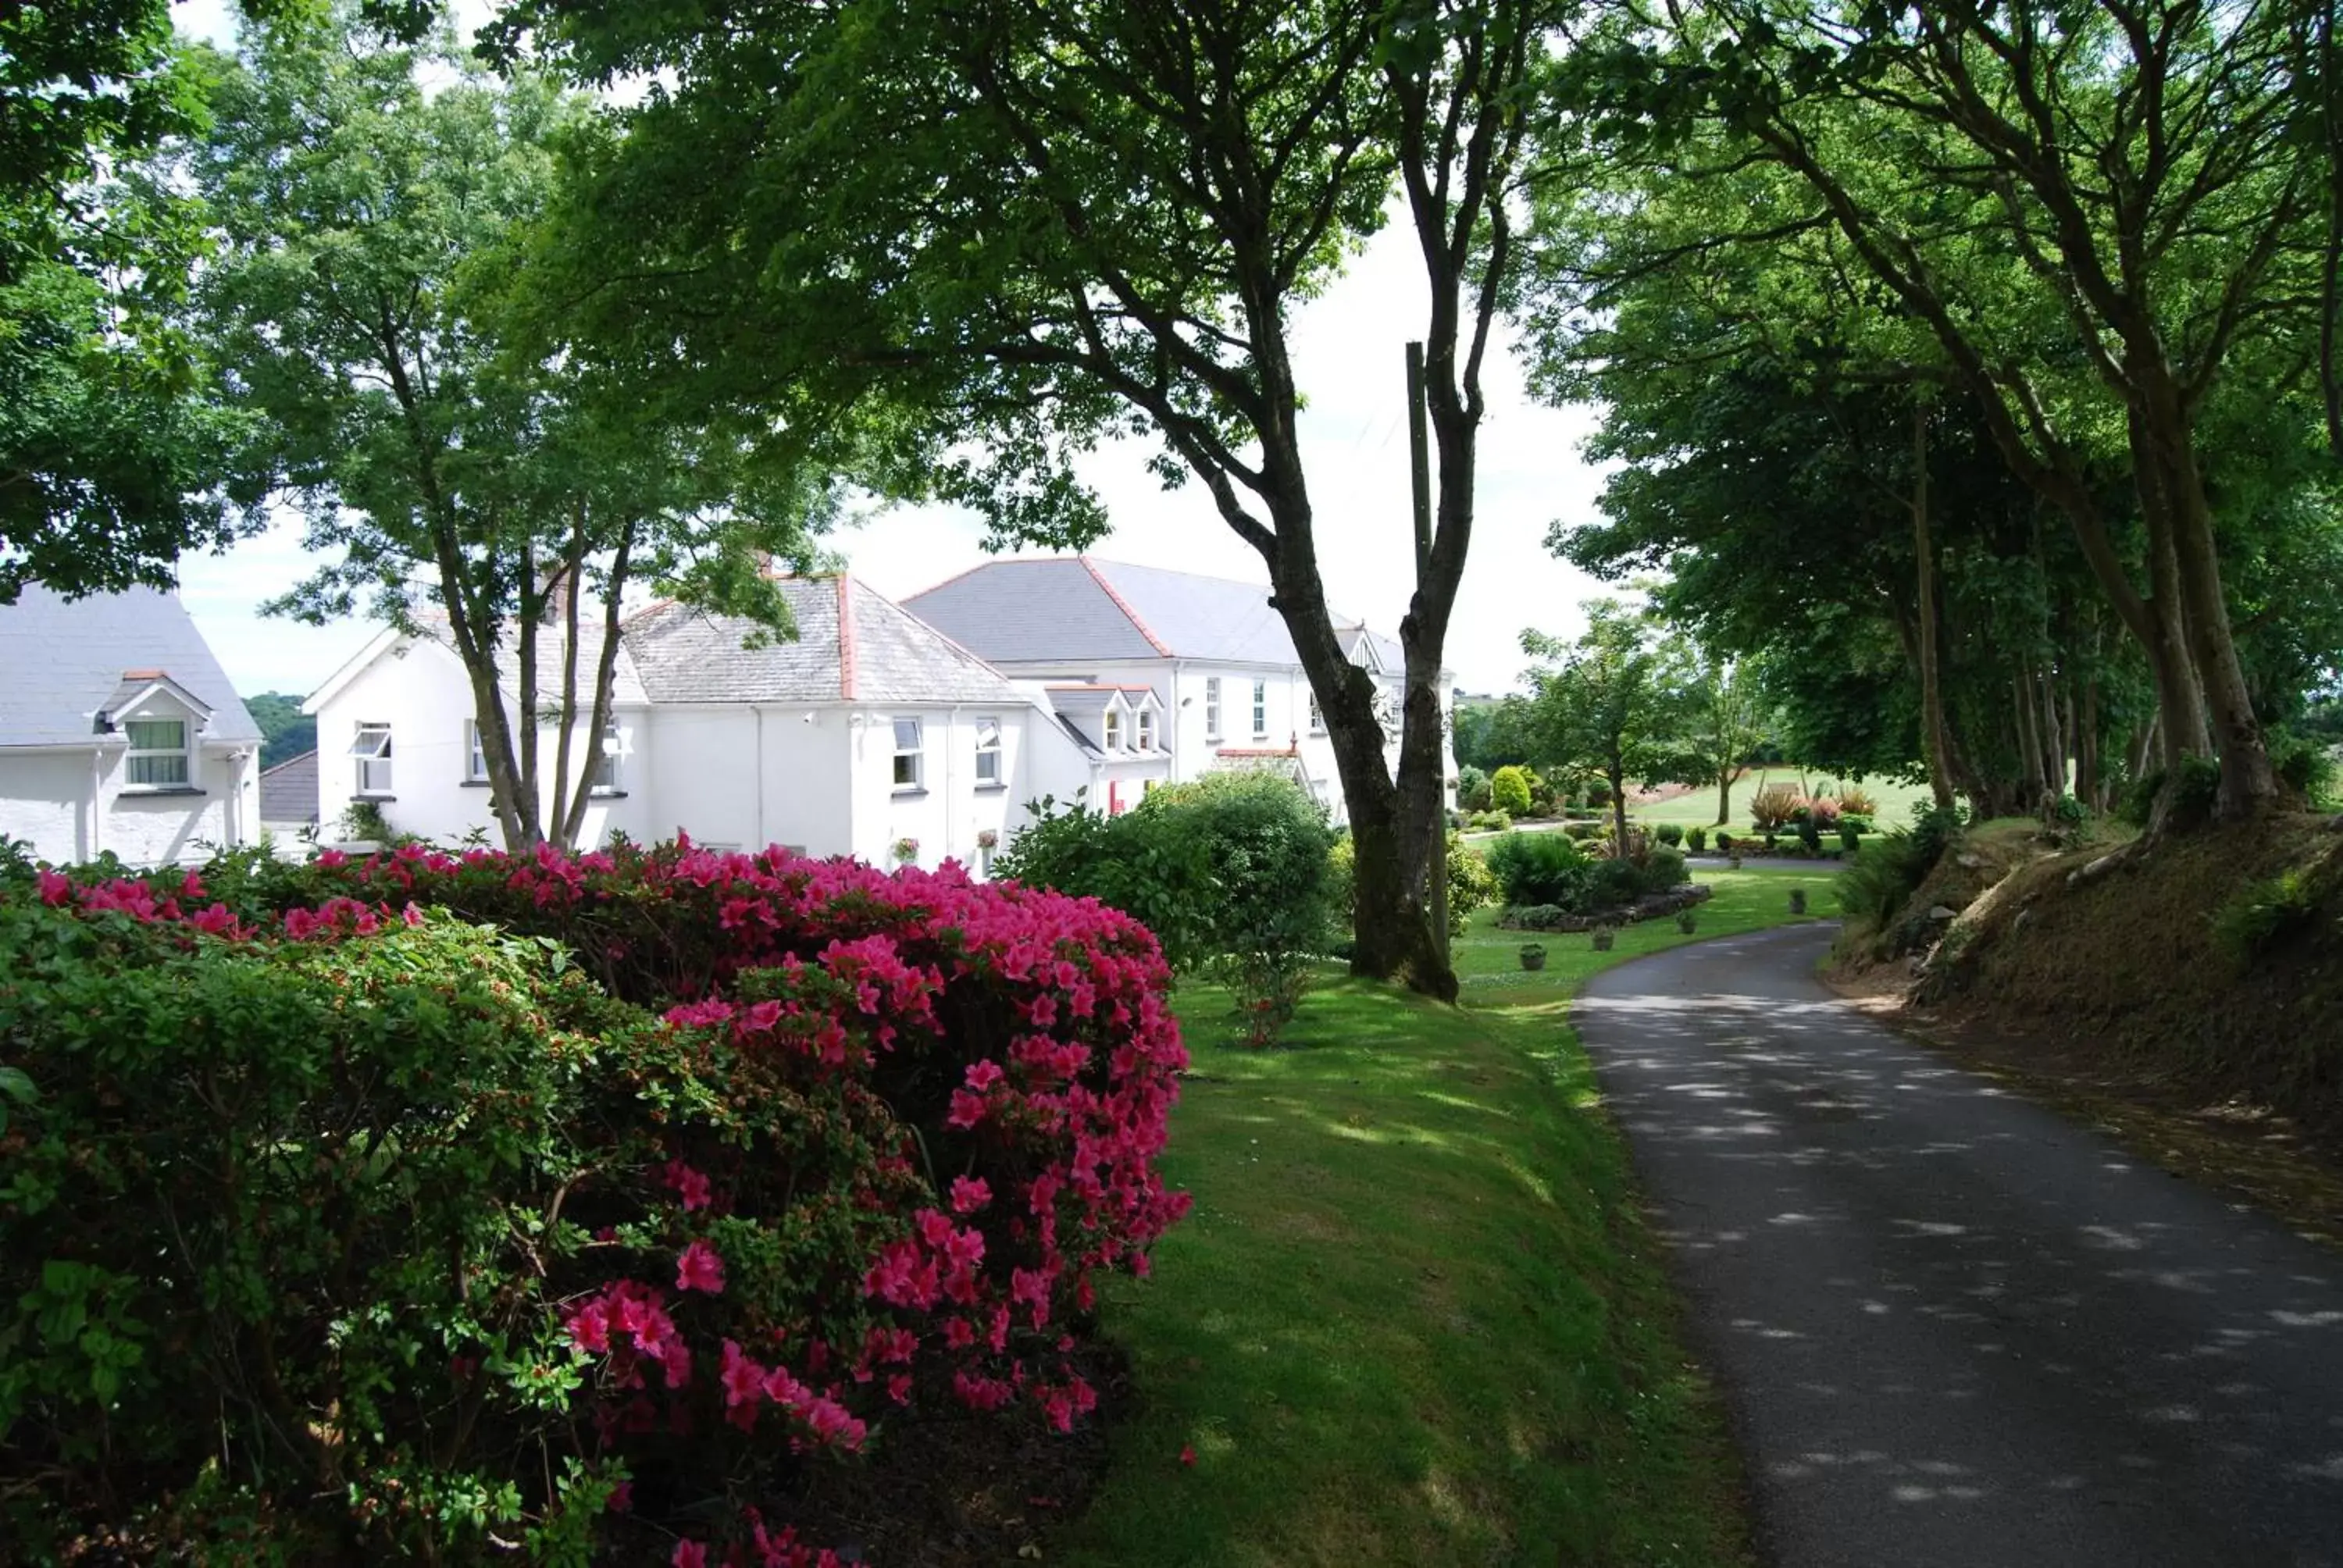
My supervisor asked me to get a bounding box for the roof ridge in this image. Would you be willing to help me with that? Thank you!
[853,573,1022,687]
[836,576,858,701]
[1079,557,1173,657]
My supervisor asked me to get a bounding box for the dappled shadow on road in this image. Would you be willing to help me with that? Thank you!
[1574,935,2343,1566]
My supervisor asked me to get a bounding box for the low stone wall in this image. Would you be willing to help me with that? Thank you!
[1496,882,1714,933]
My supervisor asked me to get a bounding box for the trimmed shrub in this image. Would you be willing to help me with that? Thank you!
[1470,808,1513,832]
[1797,816,1824,853]
[1839,814,1874,835]
[1838,821,1863,853]
[1457,764,1490,813]
[1685,825,1708,853]
[4,844,1192,1562]
[1489,765,1534,818]
[1562,820,1603,842]
[1483,832,1590,909]
[1655,822,1685,847]
[1583,856,1646,910]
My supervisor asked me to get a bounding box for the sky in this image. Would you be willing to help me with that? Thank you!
[169,0,1614,700]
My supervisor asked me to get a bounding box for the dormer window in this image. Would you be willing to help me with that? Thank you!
[1136,706,1156,752]
[1308,693,1325,735]
[1104,706,1124,752]
[125,717,191,788]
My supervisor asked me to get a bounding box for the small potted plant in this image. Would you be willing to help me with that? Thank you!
[891,836,919,864]
[975,828,1000,851]
[1789,887,1807,914]
[1675,908,1699,934]
[1591,925,1617,952]
[1518,942,1547,971]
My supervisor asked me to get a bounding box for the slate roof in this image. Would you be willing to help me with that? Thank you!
[624,576,1016,706]
[904,557,1415,672]
[0,585,262,748]
[259,750,319,825]
[406,608,652,709]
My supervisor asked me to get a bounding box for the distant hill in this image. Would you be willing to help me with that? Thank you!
[244,692,316,770]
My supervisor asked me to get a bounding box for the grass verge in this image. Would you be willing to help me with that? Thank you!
[1052,869,1838,1567]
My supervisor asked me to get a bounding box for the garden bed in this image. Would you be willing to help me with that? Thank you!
[1496,882,1714,932]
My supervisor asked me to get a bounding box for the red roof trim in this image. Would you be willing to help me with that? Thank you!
[1079,557,1172,657]
[836,576,858,701]
[121,668,166,680]
[1043,682,1156,695]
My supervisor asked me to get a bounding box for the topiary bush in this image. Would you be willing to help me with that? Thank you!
[1489,765,1534,818]
[1685,825,1707,853]
[1655,822,1684,847]
[1470,808,1513,832]
[3,843,1193,1563]
[1482,832,1590,909]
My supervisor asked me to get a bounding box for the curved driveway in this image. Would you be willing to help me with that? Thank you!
[1577,923,2343,1567]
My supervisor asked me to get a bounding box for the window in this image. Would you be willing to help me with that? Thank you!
[465,719,489,783]
[1103,706,1123,752]
[591,721,621,793]
[1308,692,1325,734]
[1251,680,1268,738]
[891,718,924,791]
[1204,678,1221,740]
[1136,707,1156,752]
[124,717,190,787]
[974,717,1003,785]
[350,722,393,795]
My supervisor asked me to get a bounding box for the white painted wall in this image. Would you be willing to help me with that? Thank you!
[314,636,654,850]
[0,740,255,868]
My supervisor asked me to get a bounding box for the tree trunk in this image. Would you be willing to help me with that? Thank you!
[1717,767,1733,826]
[2013,672,2045,814]
[2129,377,2276,818]
[1912,400,1957,810]
[1610,757,1630,856]
[2075,675,2102,811]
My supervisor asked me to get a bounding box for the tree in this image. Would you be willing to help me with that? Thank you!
[0,2,269,602]
[188,13,826,851]
[493,0,1568,1000]
[1567,0,2330,823]
[244,693,317,770]
[1518,600,1695,853]
[1681,650,1770,826]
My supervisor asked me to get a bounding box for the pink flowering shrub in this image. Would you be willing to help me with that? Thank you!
[0,838,1190,1562]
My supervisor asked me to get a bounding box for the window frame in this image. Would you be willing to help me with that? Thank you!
[464,718,489,784]
[1103,705,1124,753]
[890,717,925,793]
[1204,677,1221,741]
[590,719,622,794]
[1251,679,1268,739]
[1136,705,1157,752]
[123,715,191,789]
[973,716,1004,786]
[351,722,394,796]
[1307,691,1325,735]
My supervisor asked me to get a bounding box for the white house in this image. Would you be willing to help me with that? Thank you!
[0,585,263,867]
[302,574,1175,870]
[903,557,1457,825]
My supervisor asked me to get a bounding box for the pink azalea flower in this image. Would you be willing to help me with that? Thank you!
[676,1238,726,1295]
[664,1160,714,1211]
[673,1541,708,1568]
[949,1174,992,1213]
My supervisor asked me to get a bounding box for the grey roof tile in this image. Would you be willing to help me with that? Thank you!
[904,557,1412,672]
[0,585,262,747]
[259,749,319,825]
[623,576,1015,706]
[408,608,651,710]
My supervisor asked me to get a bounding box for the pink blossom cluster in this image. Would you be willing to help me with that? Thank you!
[18,832,1194,1558]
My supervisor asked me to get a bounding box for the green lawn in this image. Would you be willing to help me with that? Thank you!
[1632,768,1934,838]
[1054,868,1841,1567]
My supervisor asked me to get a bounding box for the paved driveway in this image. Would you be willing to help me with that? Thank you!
[1577,923,2343,1567]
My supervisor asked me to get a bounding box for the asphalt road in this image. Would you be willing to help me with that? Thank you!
[1575,923,2343,1568]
